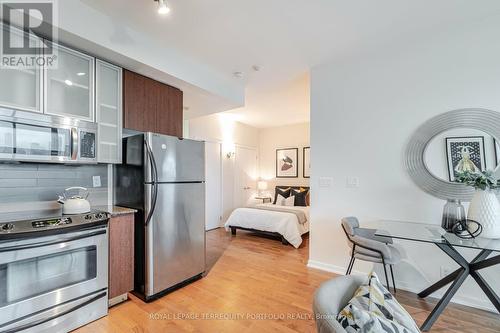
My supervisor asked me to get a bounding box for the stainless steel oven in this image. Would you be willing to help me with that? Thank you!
[0,109,97,164]
[0,212,109,333]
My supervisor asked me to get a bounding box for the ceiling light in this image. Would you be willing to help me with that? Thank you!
[233,71,244,78]
[64,79,73,86]
[157,0,170,15]
[77,72,86,76]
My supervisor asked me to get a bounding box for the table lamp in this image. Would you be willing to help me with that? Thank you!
[257,181,268,196]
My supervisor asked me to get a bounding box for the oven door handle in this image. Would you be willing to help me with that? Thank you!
[0,291,107,333]
[0,229,106,252]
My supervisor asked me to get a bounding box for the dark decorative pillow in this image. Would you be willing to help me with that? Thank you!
[273,187,291,204]
[300,187,311,206]
[293,190,308,207]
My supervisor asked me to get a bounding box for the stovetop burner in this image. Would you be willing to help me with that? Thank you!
[0,210,109,239]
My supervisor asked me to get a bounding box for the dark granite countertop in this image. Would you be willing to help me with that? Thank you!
[93,205,137,217]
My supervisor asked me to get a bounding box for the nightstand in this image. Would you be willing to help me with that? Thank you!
[255,196,272,204]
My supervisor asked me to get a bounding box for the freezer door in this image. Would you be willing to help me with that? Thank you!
[144,183,206,297]
[146,133,205,182]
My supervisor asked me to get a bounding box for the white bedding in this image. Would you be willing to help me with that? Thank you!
[224,204,309,248]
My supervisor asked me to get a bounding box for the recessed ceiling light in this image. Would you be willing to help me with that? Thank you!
[64,79,73,86]
[233,71,244,78]
[157,0,170,15]
[77,72,86,76]
[252,65,260,72]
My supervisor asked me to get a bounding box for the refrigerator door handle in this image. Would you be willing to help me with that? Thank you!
[145,140,159,227]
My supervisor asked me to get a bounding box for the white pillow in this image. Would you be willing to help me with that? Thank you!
[284,195,295,206]
[275,194,287,206]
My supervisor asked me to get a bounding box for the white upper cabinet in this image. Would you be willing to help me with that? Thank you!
[0,25,42,113]
[44,42,95,121]
[96,60,122,164]
[0,24,124,164]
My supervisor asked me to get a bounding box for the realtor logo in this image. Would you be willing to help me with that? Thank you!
[0,0,57,69]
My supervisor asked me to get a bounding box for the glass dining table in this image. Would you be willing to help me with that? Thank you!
[366,220,500,332]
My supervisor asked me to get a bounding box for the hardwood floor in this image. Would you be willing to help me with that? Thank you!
[75,228,500,333]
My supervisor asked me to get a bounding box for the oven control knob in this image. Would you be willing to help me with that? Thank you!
[2,223,14,231]
[84,214,92,220]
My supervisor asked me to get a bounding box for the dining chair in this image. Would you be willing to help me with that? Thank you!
[341,217,401,292]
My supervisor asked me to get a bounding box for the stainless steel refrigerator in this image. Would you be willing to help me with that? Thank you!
[115,132,205,301]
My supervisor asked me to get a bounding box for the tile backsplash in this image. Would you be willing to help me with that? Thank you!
[0,163,109,213]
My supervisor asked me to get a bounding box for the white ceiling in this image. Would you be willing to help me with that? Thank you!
[82,0,500,128]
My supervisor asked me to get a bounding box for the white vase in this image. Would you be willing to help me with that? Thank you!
[467,189,500,239]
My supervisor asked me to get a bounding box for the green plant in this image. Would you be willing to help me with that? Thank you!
[455,170,500,191]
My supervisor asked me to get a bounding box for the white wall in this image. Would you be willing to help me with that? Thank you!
[259,123,310,195]
[188,113,260,222]
[309,15,500,312]
[188,114,259,149]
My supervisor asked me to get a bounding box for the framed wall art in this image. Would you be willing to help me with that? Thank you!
[446,136,486,181]
[303,147,310,178]
[276,148,298,178]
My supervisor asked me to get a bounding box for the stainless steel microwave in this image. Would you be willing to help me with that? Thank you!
[0,109,97,164]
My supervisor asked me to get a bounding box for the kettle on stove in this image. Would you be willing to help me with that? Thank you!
[57,187,91,215]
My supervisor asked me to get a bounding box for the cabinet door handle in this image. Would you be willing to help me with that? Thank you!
[71,128,78,160]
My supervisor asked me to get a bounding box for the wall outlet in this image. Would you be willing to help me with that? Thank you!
[92,176,101,188]
[346,176,360,188]
[319,177,333,188]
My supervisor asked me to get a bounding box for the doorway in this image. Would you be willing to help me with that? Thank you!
[233,146,258,208]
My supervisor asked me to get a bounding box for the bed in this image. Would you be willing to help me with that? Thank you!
[224,186,310,248]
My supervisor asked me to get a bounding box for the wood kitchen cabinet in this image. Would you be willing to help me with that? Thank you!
[157,81,183,136]
[108,213,134,304]
[123,69,183,137]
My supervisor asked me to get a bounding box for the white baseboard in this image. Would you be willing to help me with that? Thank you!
[307,260,365,276]
[307,260,496,313]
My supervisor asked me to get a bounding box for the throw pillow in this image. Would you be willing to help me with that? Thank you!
[273,187,291,204]
[339,303,410,333]
[284,195,295,206]
[368,273,420,333]
[275,194,287,206]
[336,272,420,333]
[292,189,308,206]
[299,187,311,206]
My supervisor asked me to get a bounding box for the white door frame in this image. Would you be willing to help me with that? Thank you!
[205,140,223,230]
[203,139,259,227]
